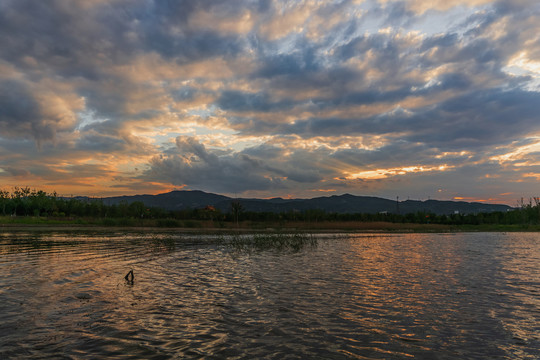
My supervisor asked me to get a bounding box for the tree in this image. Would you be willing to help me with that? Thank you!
[231,201,243,226]
[128,201,146,218]
[0,189,9,216]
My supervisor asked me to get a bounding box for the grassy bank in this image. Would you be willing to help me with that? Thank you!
[2,216,539,232]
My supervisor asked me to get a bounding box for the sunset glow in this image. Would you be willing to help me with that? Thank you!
[1,0,540,205]
[344,165,452,180]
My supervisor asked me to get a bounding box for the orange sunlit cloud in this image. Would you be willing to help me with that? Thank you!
[490,138,540,164]
[343,165,452,181]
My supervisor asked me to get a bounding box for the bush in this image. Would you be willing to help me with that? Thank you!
[118,218,136,226]
[183,220,201,228]
[101,218,117,226]
[156,219,181,227]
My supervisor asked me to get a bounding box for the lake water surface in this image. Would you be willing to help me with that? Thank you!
[0,231,538,359]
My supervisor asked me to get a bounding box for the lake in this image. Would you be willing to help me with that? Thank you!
[0,230,538,359]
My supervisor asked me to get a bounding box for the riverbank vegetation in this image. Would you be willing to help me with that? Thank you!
[219,232,317,252]
[1,187,539,231]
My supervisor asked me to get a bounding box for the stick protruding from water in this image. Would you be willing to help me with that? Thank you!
[125,269,134,283]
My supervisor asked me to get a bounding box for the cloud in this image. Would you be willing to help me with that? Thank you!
[404,88,540,149]
[146,135,344,193]
[217,90,296,112]
[0,78,82,144]
[1,0,540,203]
[1,167,31,177]
[146,136,282,193]
[0,80,41,138]
[272,87,540,154]
[391,0,493,14]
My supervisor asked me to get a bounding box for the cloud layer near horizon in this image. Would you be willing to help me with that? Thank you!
[1,0,540,204]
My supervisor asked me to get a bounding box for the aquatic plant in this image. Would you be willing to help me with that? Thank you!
[147,233,177,251]
[222,232,317,253]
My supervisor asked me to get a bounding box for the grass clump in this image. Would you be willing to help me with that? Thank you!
[223,232,317,253]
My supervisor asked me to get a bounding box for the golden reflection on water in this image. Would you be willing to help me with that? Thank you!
[342,233,463,297]
[335,233,540,358]
[496,233,540,351]
[0,231,539,359]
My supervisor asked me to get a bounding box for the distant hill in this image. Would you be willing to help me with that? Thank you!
[103,190,229,211]
[101,190,513,215]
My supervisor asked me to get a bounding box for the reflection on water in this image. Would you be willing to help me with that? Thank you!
[0,231,538,359]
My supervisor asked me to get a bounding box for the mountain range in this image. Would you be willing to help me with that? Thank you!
[100,190,513,215]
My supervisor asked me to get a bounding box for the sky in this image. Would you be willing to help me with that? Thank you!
[1,0,540,205]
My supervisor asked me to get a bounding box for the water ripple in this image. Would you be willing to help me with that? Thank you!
[0,231,539,358]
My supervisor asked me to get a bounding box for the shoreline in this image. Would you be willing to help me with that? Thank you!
[1,222,539,233]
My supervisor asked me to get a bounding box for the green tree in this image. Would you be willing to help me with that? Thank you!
[231,201,243,226]
[128,201,146,218]
[0,189,9,216]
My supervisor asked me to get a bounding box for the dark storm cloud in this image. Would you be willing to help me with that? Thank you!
[146,136,333,192]
[420,33,460,51]
[0,0,252,134]
[0,0,246,71]
[334,34,372,61]
[333,86,415,106]
[133,0,250,62]
[255,50,320,78]
[1,167,31,177]
[405,88,540,149]
[76,133,127,152]
[217,90,296,112]
[241,143,284,159]
[208,0,540,156]
[238,27,483,119]
[336,32,403,67]
[331,141,436,168]
[0,2,76,62]
[172,86,199,102]
[147,136,282,193]
[433,72,472,90]
[79,88,130,121]
[0,80,40,134]
[0,79,60,142]
[277,88,540,151]
[0,1,132,81]
[139,22,244,62]
[367,0,417,29]
[456,2,539,64]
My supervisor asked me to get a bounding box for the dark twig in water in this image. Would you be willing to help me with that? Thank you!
[125,269,134,283]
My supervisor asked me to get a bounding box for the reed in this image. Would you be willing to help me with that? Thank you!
[222,232,317,252]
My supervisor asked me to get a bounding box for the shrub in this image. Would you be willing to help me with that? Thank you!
[156,219,181,227]
[101,218,117,226]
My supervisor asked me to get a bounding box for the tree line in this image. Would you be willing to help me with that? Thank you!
[1,187,539,226]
